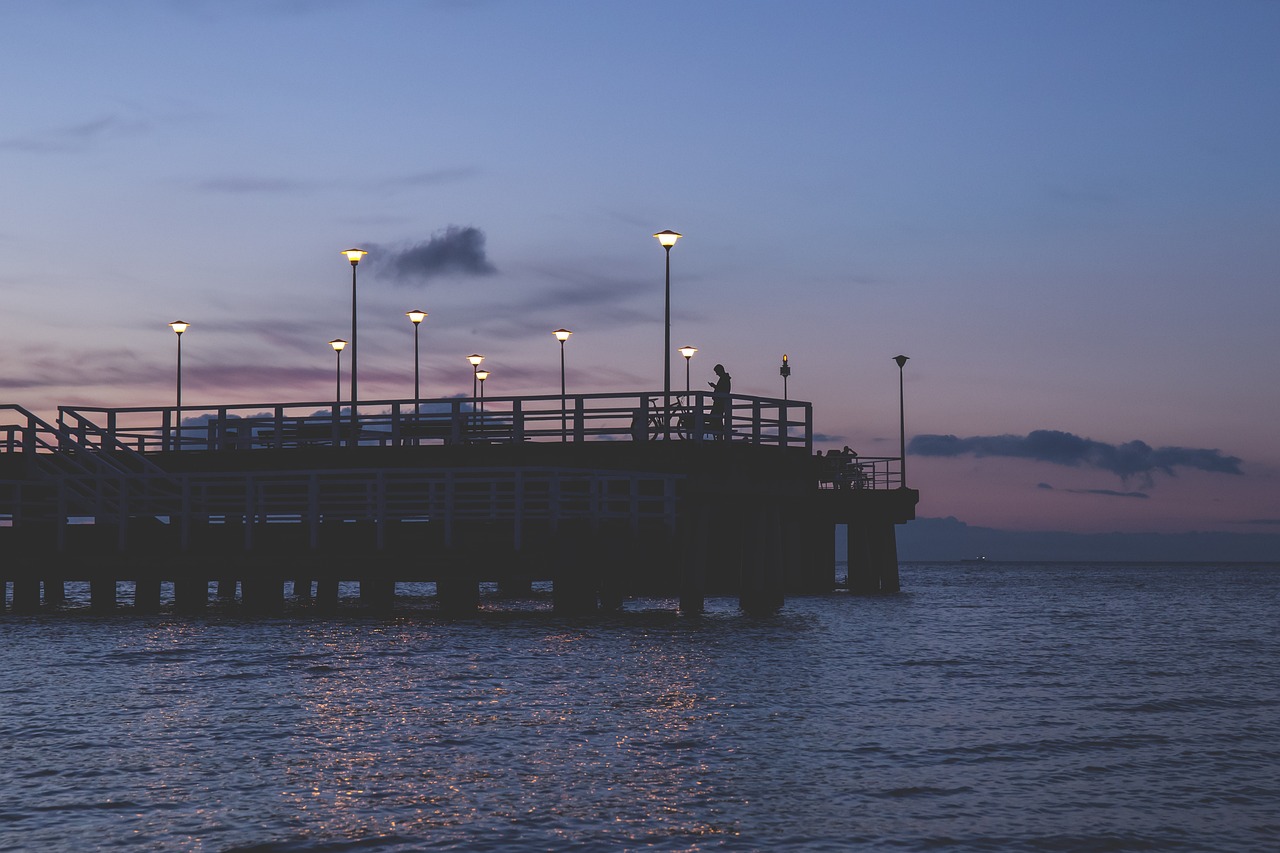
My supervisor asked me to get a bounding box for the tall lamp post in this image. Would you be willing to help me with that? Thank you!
[169,321,189,449]
[553,329,572,441]
[407,310,427,416]
[467,354,484,428]
[780,354,791,402]
[894,354,909,487]
[330,339,347,409]
[653,229,682,437]
[342,249,367,434]
[678,345,697,394]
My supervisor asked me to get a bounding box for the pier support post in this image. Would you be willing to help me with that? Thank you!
[316,577,339,612]
[359,578,396,612]
[739,504,784,615]
[292,578,313,599]
[90,578,117,612]
[679,506,709,614]
[869,522,901,593]
[217,579,237,600]
[12,577,40,612]
[553,519,598,614]
[244,575,285,614]
[436,576,478,614]
[134,578,162,613]
[43,578,66,607]
[846,522,876,594]
[174,577,207,612]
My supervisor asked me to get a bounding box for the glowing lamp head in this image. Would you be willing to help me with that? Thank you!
[678,345,698,360]
[330,338,347,352]
[553,328,572,343]
[653,229,682,249]
[475,369,490,382]
[342,248,367,265]
[406,310,427,325]
[467,354,485,367]
[169,320,189,335]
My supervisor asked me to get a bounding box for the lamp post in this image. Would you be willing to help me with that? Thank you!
[678,345,697,394]
[407,310,427,416]
[475,369,489,422]
[169,321,188,449]
[467,354,484,427]
[330,339,347,408]
[342,248,367,434]
[653,229,682,437]
[553,329,572,441]
[894,354,909,487]
[780,353,791,402]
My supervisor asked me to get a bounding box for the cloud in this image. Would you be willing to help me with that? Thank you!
[909,429,1243,486]
[195,176,313,193]
[0,114,150,153]
[1068,488,1150,499]
[367,226,497,285]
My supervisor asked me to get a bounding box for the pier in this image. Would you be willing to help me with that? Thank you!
[0,390,917,615]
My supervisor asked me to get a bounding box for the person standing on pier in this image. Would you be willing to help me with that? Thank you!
[708,363,732,438]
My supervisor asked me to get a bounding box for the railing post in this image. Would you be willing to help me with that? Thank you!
[779,402,788,448]
[512,399,524,442]
[753,400,762,444]
[574,397,585,442]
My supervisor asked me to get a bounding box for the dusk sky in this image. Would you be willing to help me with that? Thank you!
[2,1,1277,543]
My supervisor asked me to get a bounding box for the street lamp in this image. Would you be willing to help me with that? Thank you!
[894,355,909,487]
[467,354,484,428]
[653,229,682,437]
[330,339,347,409]
[342,248,367,435]
[407,309,427,416]
[553,329,572,441]
[475,369,490,422]
[780,353,791,402]
[678,345,697,394]
[169,321,188,449]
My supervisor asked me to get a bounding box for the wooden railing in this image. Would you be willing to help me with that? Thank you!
[54,391,812,454]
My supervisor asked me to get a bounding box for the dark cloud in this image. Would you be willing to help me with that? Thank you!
[1068,488,1150,499]
[0,114,149,153]
[195,177,313,193]
[367,226,497,285]
[909,429,1243,486]
[1239,519,1280,526]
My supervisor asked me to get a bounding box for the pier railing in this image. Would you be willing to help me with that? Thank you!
[816,454,904,490]
[55,391,812,454]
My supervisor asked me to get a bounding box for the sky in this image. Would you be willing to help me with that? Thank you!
[2,0,1278,547]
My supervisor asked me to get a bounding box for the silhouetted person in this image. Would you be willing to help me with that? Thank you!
[708,363,731,437]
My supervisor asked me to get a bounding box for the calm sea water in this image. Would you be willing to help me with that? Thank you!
[1,563,1277,852]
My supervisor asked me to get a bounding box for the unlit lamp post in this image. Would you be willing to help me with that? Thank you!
[894,354,909,487]
[678,345,697,394]
[342,249,367,434]
[407,309,427,415]
[330,339,347,408]
[653,229,682,436]
[169,321,189,449]
[553,329,572,441]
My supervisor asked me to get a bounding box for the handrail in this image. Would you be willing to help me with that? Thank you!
[51,390,812,454]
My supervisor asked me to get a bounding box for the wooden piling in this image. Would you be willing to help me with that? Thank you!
[134,578,162,613]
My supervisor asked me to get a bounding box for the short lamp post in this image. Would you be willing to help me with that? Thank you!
[894,354,909,487]
[678,345,697,394]
[553,329,572,441]
[653,229,682,436]
[475,369,490,422]
[407,310,427,416]
[780,353,791,402]
[330,339,347,409]
[169,321,189,449]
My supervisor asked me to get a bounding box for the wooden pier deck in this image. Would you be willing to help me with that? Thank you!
[0,391,917,615]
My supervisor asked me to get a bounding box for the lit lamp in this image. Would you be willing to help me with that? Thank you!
[330,339,347,408]
[169,321,189,449]
[407,309,427,416]
[678,345,697,395]
[780,353,791,402]
[553,329,572,441]
[894,354,909,487]
[653,229,682,437]
[342,248,367,436]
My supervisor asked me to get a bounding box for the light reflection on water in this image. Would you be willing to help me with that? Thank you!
[1,564,1278,851]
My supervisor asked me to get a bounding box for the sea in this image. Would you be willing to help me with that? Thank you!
[1,562,1277,852]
